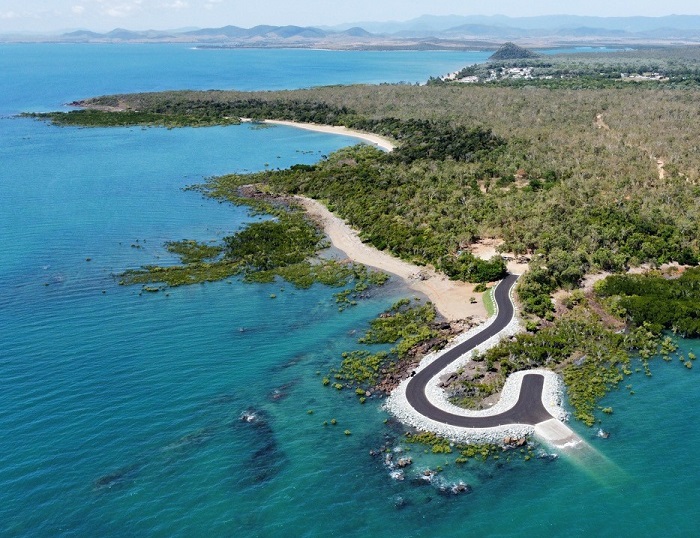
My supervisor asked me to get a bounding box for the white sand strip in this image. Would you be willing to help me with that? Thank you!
[242,118,396,152]
[296,196,487,321]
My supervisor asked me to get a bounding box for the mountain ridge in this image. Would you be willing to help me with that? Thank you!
[5,15,700,45]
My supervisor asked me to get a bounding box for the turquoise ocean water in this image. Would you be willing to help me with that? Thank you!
[1,44,698,537]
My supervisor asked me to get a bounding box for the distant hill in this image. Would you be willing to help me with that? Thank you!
[439,24,528,39]
[105,28,153,40]
[489,42,539,60]
[271,26,326,39]
[62,30,104,39]
[183,25,326,39]
[184,25,252,38]
[340,27,373,38]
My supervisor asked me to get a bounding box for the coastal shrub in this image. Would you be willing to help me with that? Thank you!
[450,379,502,409]
[352,118,506,164]
[119,195,387,306]
[563,356,626,426]
[119,261,240,287]
[595,269,700,337]
[516,263,556,317]
[165,240,223,264]
[457,443,502,461]
[28,109,242,128]
[439,252,507,283]
[404,431,454,453]
[223,213,323,271]
[469,307,655,426]
[358,300,437,357]
[335,350,390,386]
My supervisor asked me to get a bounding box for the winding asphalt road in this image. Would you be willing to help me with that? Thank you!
[405,274,554,428]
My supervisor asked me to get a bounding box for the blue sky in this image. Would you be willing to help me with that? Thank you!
[3,0,700,33]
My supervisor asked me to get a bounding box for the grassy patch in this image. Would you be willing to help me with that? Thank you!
[483,287,496,317]
[120,261,240,287]
[358,299,437,357]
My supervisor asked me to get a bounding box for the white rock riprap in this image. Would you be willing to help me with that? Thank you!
[384,280,569,444]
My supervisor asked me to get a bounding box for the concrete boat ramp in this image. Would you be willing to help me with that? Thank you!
[535,419,585,449]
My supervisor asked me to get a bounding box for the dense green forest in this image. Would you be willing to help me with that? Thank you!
[24,108,242,128]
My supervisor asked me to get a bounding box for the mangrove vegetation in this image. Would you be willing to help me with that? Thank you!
[119,191,388,307]
[330,299,439,390]
[595,268,700,337]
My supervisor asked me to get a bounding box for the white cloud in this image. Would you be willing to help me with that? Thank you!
[102,1,143,18]
[0,11,19,20]
[71,5,86,15]
[163,0,188,8]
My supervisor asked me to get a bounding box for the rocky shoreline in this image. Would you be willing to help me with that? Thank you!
[373,318,479,394]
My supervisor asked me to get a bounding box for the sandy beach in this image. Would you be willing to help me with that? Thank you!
[243,119,396,152]
[248,118,525,321]
[296,196,487,321]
